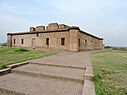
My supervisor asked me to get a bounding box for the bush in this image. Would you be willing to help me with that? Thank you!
[1,42,7,46]
[104,46,112,49]
[15,48,29,52]
[1,64,7,69]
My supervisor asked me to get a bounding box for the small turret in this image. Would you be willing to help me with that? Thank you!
[46,23,59,31]
[30,27,35,32]
[35,26,45,32]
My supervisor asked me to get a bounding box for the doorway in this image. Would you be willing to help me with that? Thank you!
[32,38,35,49]
[46,38,49,48]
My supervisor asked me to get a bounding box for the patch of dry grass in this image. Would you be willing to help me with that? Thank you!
[91,50,127,95]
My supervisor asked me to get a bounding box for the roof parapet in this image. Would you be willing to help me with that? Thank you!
[36,26,45,32]
[46,23,59,31]
[30,27,35,32]
[59,24,70,30]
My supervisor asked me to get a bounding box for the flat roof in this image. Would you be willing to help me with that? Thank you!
[80,30,103,40]
[7,28,103,40]
[7,29,69,35]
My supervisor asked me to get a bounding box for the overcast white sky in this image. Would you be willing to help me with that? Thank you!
[0,0,127,46]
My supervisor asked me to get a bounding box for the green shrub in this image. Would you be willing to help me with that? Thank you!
[1,42,7,46]
[1,64,7,69]
[15,48,29,52]
[104,46,112,49]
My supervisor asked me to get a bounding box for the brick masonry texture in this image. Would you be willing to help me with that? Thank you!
[7,23,103,51]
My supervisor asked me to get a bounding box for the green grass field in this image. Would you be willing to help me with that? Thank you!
[0,47,55,69]
[91,50,127,95]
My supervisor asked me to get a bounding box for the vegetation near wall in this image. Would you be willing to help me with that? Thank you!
[91,50,127,95]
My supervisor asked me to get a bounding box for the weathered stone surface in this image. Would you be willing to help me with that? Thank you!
[8,61,29,69]
[59,24,70,29]
[0,51,96,95]
[29,27,35,32]
[0,73,83,95]
[30,51,90,68]
[0,68,11,76]
[46,23,59,31]
[7,23,103,51]
[82,80,96,95]
[7,34,12,47]
[12,64,85,82]
[36,26,45,32]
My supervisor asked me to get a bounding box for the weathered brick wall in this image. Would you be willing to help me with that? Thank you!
[59,24,70,30]
[79,32,103,50]
[46,23,59,31]
[11,31,69,51]
[79,32,91,50]
[35,26,45,32]
[7,23,103,51]
[30,27,35,32]
[7,34,12,47]
[12,34,34,48]
[68,27,80,51]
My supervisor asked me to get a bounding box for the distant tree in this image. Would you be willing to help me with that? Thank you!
[104,46,112,48]
[1,42,7,46]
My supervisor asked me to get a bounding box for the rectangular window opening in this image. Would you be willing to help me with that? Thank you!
[85,40,87,46]
[61,38,65,45]
[14,39,16,44]
[21,39,24,44]
[79,39,80,47]
[46,38,49,45]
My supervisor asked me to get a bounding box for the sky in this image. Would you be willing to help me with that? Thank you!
[0,0,127,47]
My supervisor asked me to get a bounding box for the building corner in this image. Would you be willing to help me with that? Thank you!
[7,33,12,47]
[68,26,80,52]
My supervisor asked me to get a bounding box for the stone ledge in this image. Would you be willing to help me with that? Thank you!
[12,70,84,84]
[0,88,28,95]
[0,68,11,76]
[81,66,96,95]
[82,80,96,95]
[0,61,29,76]
[85,67,94,80]
[30,62,86,70]
[8,61,29,69]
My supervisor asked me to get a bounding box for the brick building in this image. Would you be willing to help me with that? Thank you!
[7,23,103,51]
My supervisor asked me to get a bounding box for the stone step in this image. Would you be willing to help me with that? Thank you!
[0,73,83,95]
[29,52,88,68]
[0,88,27,95]
[12,64,85,83]
[30,62,86,70]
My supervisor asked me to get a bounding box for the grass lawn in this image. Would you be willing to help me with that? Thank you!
[91,50,127,95]
[0,47,55,70]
